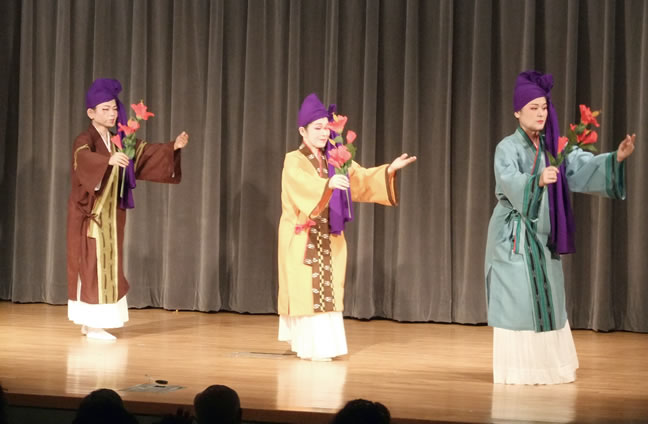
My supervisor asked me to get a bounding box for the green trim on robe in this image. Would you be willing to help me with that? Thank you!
[605,152,626,199]
[517,129,556,332]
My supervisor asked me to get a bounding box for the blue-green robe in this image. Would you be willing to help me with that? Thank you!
[485,128,625,332]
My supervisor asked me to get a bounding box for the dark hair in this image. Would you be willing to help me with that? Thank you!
[331,399,391,424]
[72,388,137,424]
[193,385,241,424]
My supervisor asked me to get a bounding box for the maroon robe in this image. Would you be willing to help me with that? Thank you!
[67,124,181,304]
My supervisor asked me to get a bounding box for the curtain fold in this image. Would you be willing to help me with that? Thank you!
[1,0,646,332]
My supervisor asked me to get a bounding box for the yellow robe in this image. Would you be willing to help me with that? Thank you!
[278,147,397,317]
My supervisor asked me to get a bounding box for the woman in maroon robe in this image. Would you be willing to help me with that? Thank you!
[67,78,188,340]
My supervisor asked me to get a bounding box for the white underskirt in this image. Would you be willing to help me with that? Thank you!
[67,277,129,329]
[278,312,348,359]
[493,320,579,385]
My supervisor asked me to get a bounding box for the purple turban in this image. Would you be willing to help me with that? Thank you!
[513,70,574,254]
[298,93,330,128]
[297,93,352,234]
[86,78,128,130]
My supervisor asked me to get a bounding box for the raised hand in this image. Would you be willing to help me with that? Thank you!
[387,153,417,175]
[174,131,189,150]
[617,133,636,162]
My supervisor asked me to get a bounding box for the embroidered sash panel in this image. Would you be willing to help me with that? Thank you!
[299,145,336,313]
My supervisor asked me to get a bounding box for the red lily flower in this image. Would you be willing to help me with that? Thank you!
[328,145,352,169]
[579,104,600,127]
[131,101,155,120]
[111,134,123,150]
[577,130,598,145]
[327,115,348,133]
[127,119,140,132]
[118,122,136,136]
[557,136,568,154]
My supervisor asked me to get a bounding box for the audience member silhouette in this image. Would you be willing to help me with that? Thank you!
[0,384,8,424]
[72,388,138,424]
[193,385,242,424]
[331,399,391,424]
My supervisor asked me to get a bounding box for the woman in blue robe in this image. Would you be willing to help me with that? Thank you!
[484,71,636,384]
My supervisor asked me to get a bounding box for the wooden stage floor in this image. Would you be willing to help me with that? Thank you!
[0,301,647,423]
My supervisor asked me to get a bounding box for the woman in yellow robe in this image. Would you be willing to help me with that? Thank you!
[277,93,416,360]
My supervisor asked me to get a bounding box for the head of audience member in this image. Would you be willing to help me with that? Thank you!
[331,398,391,424]
[72,388,138,424]
[0,383,8,424]
[193,385,242,424]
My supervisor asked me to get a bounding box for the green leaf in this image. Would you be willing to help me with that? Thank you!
[346,144,357,157]
[580,144,598,153]
[565,144,575,156]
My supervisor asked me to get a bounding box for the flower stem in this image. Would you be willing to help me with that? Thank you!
[120,166,125,199]
[345,188,351,219]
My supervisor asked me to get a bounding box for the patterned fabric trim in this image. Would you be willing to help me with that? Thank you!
[73,144,90,171]
[87,164,120,304]
[298,145,337,313]
[516,134,556,332]
[134,140,148,170]
[523,218,555,332]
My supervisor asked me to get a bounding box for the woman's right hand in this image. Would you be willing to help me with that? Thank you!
[108,152,130,168]
[329,174,350,190]
[539,166,559,187]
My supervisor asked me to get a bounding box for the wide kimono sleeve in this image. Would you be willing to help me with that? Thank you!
[348,161,398,206]
[564,148,625,199]
[133,140,182,184]
[282,153,333,219]
[494,141,544,220]
[72,132,110,193]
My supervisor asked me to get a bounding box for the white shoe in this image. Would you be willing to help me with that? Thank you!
[81,325,88,335]
[86,328,116,341]
[310,357,332,362]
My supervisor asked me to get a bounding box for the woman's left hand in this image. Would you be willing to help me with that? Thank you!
[174,131,189,150]
[388,153,417,175]
[617,133,636,162]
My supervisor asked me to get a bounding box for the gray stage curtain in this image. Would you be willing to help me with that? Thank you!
[0,0,646,331]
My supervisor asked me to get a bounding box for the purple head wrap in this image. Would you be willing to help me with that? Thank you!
[297,93,353,234]
[86,78,135,209]
[298,93,329,128]
[514,71,575,254]
[86,78,128,130]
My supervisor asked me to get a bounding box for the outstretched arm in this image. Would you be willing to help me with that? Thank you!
[564,133,635,197]
[134,132,186,183]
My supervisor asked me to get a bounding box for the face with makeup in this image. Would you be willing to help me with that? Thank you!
[87,99,118,131]
[299,117,330,150]
[514,96,548,135]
